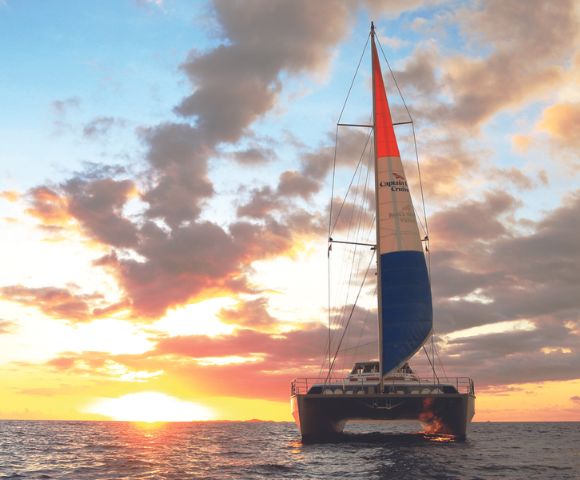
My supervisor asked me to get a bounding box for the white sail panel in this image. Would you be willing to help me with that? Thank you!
[376,155,422,255]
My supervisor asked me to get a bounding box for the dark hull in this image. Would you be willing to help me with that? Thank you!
[291,392,475,441]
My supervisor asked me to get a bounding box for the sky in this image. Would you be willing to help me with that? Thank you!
[0,0,579,423]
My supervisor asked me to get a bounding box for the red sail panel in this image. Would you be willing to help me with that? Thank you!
[371,38,400,158]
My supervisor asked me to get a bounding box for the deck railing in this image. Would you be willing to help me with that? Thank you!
[291,377,474,395]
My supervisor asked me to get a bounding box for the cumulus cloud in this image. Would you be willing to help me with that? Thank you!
[442,0,578,129]
[219,297,279,330]
[423,190,580,387]
[0,286,105,322]
[175,0,352,143]
[538,102,580,150]
[63,178,139,248]
[26,187,70,228]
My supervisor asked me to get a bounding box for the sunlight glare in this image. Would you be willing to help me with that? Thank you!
[85,392,215,422]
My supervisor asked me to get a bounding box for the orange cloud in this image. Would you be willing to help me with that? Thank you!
[0,285,118,323]
[25,187,70,227]
[538,102,580,149]
[0,190,19,202]
[511,134,532,152]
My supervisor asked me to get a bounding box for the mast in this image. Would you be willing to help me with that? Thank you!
[370,21,384,389]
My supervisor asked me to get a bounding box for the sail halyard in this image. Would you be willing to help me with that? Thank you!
[370,23,433,377]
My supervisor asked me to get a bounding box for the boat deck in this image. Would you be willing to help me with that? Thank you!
[291,377,475,440]
[291,376,474,396]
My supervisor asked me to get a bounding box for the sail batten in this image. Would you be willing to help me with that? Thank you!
[371,31,432,376]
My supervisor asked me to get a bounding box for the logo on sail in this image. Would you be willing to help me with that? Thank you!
[379,172,409,192]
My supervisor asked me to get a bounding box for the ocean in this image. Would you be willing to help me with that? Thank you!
[0,421,578,479]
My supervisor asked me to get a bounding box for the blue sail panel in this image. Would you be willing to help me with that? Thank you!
[380,250,432,374]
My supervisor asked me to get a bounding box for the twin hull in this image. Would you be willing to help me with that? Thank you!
[291,391,475,440]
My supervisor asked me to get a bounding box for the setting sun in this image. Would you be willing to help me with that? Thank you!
[86,392,215,423]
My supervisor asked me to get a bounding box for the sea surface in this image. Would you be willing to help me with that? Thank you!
[0,421,578,479]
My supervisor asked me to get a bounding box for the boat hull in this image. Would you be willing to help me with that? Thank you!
[291,392,475,441]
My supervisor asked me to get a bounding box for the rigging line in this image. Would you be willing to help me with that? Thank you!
[422,345,439,382]
[330,133,371,337]
[325,250,376,382]
[433,333,449,378]
[337,32,370,125]
[330,127,372,236]
[328,32,370,239]
[332,163,365,336]
[338,340,375,353]
[339,145,372,338]
[349,286,376,362]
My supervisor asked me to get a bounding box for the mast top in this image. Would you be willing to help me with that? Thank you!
[370,21,375,35]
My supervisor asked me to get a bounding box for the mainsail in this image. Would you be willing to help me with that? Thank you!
[371,28,432,376]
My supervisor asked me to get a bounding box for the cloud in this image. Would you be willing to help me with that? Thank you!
[82,116,125,139]
[230,146,276,165]
[140,122,215,228]
[0,286,103,322]
[17,1,358,322]
[63,177,139,248]
[0,191,19,202]
[571,395,580,404]
[538,102,580,150]
[439,0,579,129]
[0,320,16,334]
[236,186,282,219]
[429,190,519,246]
[25,187,70,228]
[12,0,579,398]
[218,297,279,330]
[51,97,81,115]
[421,190,580,387]
[277,171,320,199]
[175,0,352,143]
[394,45,439,96]
[135,0,163,7]
[362,0,444,18]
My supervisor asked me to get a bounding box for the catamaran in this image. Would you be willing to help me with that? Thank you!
[291,23,475,441]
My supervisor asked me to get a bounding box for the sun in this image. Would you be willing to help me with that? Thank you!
[86,392,215,422]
